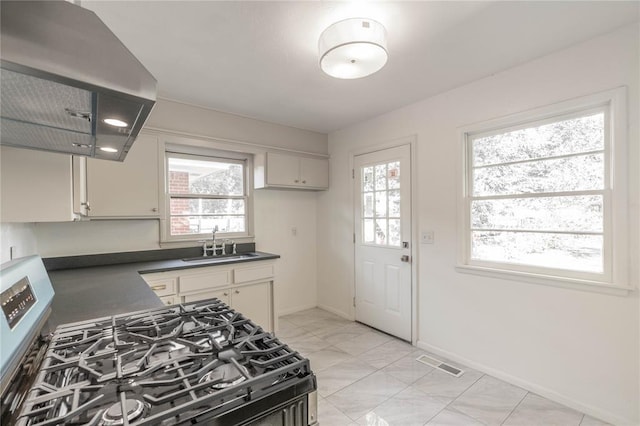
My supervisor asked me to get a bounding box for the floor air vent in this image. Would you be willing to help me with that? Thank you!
[416,354,464,377]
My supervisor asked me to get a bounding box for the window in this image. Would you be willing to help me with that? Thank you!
[166,152,249,240]
[361,161,402,247]
[459,89,628,289]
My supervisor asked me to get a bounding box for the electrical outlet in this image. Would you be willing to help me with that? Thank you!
[420,231,434,244]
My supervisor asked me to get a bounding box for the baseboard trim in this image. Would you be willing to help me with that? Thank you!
[277,304,318,317]
[317,304,353,321]
[416,340,632,426]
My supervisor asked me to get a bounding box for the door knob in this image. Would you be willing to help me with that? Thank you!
[401,255,411,263]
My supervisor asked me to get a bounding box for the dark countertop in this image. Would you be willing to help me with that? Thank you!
[45,247,279,328]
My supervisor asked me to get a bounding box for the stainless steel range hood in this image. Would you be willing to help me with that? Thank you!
[0,1,157,161]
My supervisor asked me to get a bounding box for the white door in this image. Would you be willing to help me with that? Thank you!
[354,145,412,341]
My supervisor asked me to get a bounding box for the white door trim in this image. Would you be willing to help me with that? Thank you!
[348,134,419,345]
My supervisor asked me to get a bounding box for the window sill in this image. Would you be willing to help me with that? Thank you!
[160,235,255,248]
[455,264,634,296]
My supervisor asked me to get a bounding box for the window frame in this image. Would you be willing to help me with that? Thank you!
[163,149,253,243]
[456,88,630,294]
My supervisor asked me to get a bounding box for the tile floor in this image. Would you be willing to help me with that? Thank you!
[278,308,610,426]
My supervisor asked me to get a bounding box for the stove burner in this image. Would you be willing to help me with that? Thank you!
[14,300,315,426]
[199,363,249,390]
[101,399,146,425]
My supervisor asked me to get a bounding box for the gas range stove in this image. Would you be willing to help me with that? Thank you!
[1,256,317,426]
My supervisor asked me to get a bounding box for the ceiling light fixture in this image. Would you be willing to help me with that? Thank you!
[318,18,388,79]
[99,146,118,153]
[103,118,128,128]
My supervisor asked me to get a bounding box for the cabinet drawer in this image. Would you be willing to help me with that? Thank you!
[159,295,178,306]
[183,289,230,304]
[234,264,274,284]
[180,270,231,294]
[146,278,176,297]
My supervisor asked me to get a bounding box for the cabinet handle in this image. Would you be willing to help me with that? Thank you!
[150,284,167,291]
[302,180,306,184]
[165,300,172,305]
[294,179,299,183]
[223,292,229,296]
[152,207,158,212]
[235,290,240,294]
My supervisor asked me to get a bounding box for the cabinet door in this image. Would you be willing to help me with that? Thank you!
[231,282,272,332]
[0,146,74,222]
[183,288,231,304]
[265,153,300,186]
[300,157,329,189]
[85,133,159,217]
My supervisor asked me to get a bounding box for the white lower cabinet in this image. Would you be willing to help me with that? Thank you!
[141,260,276,332]
[228,282,271,331]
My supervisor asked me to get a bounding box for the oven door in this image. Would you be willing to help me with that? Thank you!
[193,377,318,426]
[247,391,318,426]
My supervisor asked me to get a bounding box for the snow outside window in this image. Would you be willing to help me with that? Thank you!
[459,89,629,290]
[166,153,248,239]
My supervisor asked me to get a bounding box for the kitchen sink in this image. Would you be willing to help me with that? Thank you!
[181,253,260,263]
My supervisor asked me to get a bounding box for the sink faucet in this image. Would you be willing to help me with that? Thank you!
[211,225,218,243]
[201,226,225,256]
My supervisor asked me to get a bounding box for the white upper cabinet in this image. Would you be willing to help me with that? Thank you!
[81,133,160,218]
[255,152,328,190]
[0,146,74,222]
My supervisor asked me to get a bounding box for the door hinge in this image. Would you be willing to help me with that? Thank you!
[352,169,355,179]
[353,297,356,307]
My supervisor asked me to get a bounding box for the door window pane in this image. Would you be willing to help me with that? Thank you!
[375,219,388,245]
[361,160,402,247]
[363,166,374,191]
[363,192,374,217]
[388,219,401,246]
[364,219,375,243]
[388,161,400,189]
[375,164,387,190]
[375,192,387,217]
[388,190,400,217]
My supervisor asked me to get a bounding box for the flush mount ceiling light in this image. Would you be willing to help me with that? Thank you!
[319,18,388,79]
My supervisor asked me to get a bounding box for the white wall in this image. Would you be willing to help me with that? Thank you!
[146,98,328,155]
[3,99,327,316]
[317,24,639,425]
[0,223,38,263]
[254,190,318,315]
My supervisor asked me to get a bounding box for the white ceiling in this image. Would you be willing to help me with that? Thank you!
[84,1,639,134]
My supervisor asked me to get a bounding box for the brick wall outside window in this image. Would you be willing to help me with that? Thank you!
[169,171,191,235]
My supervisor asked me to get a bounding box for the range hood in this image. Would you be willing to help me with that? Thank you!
[0,1,157,161]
